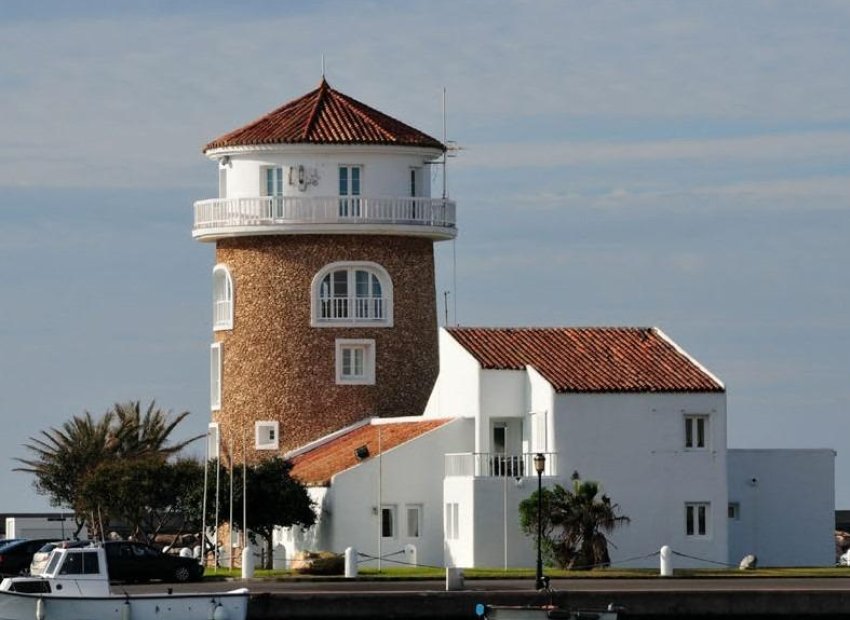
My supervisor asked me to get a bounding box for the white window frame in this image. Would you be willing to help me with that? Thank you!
[405,504,422,539]
[381,504,396,539]
[684,414,710,450]
[445,502,460,541]
[207,422,220,460]
[685,502,710,538]
[335,339,375,385]
[263,166,284,197]
[728,502,740,520]
[210,343,222,411]
[338,165,362,217]
[212,264,234,331]
[255,421,279,450]
[312,262,393,327]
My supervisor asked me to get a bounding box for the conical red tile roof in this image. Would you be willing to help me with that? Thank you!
[447,327,724,393]
[204,79,445,152]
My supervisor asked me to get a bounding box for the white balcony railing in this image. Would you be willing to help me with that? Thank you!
[319,296,385,321]
[444,452,558,478]
[193,195,457,240]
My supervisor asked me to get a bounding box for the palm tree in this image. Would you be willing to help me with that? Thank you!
[519,472,629,570]
[15,401,203,537]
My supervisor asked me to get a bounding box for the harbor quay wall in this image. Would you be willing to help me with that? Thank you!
[246,588,850,619]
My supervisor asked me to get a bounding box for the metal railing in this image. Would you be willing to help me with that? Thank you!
[319,296,386,321]
[193,195,456,231]
[444,452,558,478]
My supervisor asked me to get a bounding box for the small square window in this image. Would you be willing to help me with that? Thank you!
[255,421,279,450]
[728,502,740,520]
[335,339,375,385]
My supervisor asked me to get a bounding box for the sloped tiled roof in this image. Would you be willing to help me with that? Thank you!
[204,79,445,152]
[289,419,451,486]
[447,327,724,393]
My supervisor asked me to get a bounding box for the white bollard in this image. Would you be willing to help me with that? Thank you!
[446,566,464,591]
[660,545,672,577]
[241,546,255,579]
[272,544,287,571]
[345,547,358,578]
[404,543,417,567]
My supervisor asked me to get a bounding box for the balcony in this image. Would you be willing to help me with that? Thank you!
[444,452,558,478]
[193,195,457,241]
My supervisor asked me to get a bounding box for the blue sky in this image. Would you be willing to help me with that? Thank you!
[1,1,849,511]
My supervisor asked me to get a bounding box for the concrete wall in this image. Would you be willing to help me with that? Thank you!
[728,448,835,566]
[553,391,728,568]
[423,329,481,421]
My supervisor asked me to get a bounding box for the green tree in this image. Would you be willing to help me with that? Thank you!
[520,472,629,570]
[210,458,316,569]
[79,457,206,544]
[15,401,202,537]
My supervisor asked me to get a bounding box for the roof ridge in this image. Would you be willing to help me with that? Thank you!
[301,78,331,140]
[330,89,399,143]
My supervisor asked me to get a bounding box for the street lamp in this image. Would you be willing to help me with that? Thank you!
[533,452,547,590]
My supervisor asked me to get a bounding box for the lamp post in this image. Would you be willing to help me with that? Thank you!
[533,452,546,590]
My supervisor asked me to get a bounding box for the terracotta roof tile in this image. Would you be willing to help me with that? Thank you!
[204,79,445,152]
[447,327,723,393]
[289,419,451,486]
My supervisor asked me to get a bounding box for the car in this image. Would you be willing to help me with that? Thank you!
[0,539,56,576]
[102,540,204,583]
[29,540,89,576]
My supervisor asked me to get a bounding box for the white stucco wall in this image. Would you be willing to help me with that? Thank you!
[553,391,728,568]
[219,146,441,200]
[316,418,473,568]
[727,448,835,566]
[423,329,482,421]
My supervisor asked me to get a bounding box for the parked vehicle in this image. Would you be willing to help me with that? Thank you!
[102,541,203,583]
[29,540,89,576]
[0,539,56,576]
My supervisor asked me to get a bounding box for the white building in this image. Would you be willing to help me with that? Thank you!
[281,326,834,568]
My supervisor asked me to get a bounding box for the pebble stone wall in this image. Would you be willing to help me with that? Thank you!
[212,234,440,462]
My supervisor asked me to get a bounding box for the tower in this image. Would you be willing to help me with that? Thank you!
[194,79,455,461]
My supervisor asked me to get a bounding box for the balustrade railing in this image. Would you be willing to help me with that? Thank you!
[194,195,456,231]
[319,296,386,321]
[444,452,558,478]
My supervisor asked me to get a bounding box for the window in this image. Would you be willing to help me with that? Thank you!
[335,339,375,385]
[381,505,396,538]
[685,502,710,537]
[212,265,234,331]
[728,503,740,520]
[445,502,460,540]
[684,414,709,449]
[208,422,220,460]
[255,421,279,450]
[264,166,284,197]
[312,262,393,327]
[218,168,227,199]
[210,343,222,410]
[339,165,361,217]
[406,505,422,538]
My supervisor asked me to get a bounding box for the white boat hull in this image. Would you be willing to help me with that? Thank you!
[0,588,249,620]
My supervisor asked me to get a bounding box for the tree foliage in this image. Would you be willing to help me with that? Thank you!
[519,472,629,570]
[209,457,316,568]
[15,401,203,538]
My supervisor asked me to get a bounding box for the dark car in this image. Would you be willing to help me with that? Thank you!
[103,541,203,583]
[0,539,57,576]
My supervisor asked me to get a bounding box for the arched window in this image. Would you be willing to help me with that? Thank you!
[213,265,234,331]
[311,262,392,327]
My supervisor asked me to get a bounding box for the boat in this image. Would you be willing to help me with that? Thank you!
[0,544,248,620]
[475,602,620,620]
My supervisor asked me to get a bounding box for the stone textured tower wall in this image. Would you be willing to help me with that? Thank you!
[213,234,439,460]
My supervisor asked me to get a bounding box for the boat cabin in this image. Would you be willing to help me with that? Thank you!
[0,545,110,596]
